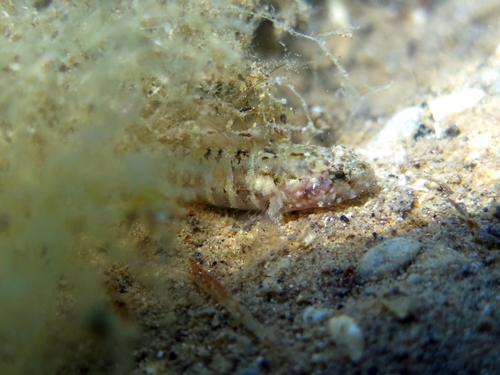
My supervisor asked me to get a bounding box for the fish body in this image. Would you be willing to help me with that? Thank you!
[177,143,376,221]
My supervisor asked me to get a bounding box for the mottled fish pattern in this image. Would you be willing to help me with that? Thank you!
[175,143,376,221]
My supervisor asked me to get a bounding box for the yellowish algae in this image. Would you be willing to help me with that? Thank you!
[0,0,356,373]
[0,0,275,373]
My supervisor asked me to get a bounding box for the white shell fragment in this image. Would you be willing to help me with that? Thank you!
[327,315,364,362]
[428,88,485,121]
[366,106,422,160]
[368,106,422,147]
[358,237,422,281]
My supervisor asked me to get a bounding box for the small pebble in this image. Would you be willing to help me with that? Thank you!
[406,273,423,284]
[303,306,331,322]
[444,124,460,138]
[381,296,415,320]
[413,124,434,141]
[358,237,422,281]
[327,315,364,361]
[340,215,350,223]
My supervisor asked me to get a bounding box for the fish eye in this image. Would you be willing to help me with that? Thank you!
[330,170,346,180]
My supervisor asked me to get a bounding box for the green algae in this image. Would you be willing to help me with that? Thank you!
[0,1,255,373]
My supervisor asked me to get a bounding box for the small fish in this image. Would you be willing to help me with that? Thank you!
[176,143,376,221]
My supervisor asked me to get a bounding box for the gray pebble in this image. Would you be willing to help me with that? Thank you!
[444,124,461,138]
[358,237,422,281]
